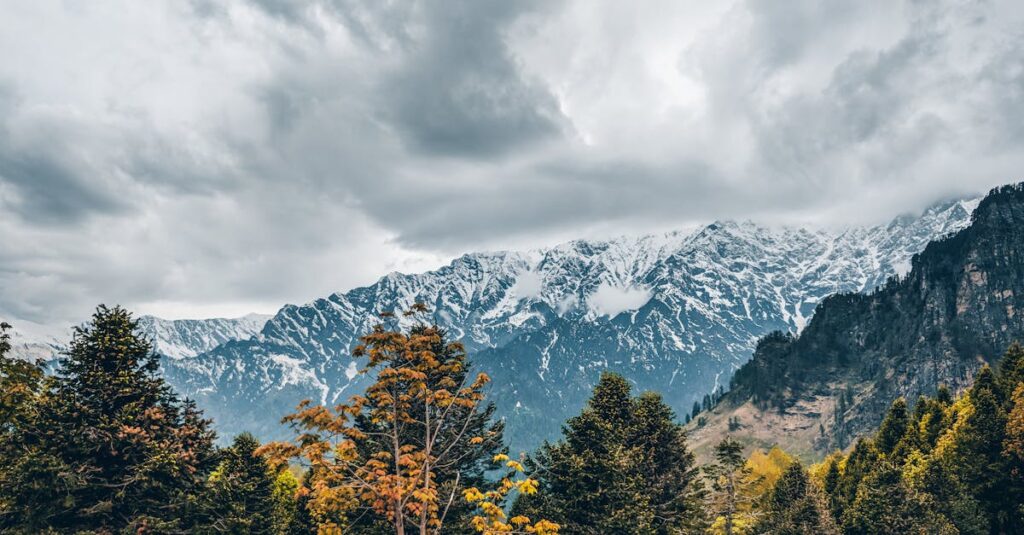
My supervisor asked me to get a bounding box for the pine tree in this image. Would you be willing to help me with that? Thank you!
[999,342,1024,404]
[196,433,289,534]
[756,462,836,535]
[704,436,755,535]
[827,438,877,522]
[875,397,909,455]
[842,463,955,535]
[517,373,705,534]
[0,306,217,532]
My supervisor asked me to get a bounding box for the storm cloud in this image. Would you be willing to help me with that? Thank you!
[1,0,1022,326]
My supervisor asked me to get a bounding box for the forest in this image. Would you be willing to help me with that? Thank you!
[1,305,1023,534]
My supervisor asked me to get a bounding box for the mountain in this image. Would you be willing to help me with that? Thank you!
[4,313,269,363]
[165,197,979,451]
[137,314,271,359]
[689,183,1024,461]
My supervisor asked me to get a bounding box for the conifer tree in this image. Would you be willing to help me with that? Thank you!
[197,433,290,534]
[998,342,1024,403]
[705,436,756,535]
[841,463,955,535]
[875,397,909,455]
[1,306,217,532]
[756,462,837,535]
[517,373,705,534]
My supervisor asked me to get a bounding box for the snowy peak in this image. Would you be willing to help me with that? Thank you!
[174,196,981,451]
[137,314,271,359]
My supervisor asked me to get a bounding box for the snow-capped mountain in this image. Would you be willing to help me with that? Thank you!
[166,198,980,452]
[137,314,272,359]
[4,314,269,363]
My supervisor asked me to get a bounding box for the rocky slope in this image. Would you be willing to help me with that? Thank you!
[689,184,1024,461]
[166,198,979,451]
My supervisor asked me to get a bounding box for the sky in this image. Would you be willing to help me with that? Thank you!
[1,0,1022,327]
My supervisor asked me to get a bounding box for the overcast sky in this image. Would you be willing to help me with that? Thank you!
[1,0,1022,326]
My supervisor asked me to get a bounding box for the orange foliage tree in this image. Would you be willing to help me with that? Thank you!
[260,304,506,534]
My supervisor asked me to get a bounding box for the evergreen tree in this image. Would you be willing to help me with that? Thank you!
[875,397,909,455]
[757,462,836,535]
[196,433,289,534]
[946,366,1012,532]
[999,343,1024,402]
[827,438,877,522]
[842,463,955,535]
[517,373,705,534]
[704,436,755,535]
[0,305,217,532]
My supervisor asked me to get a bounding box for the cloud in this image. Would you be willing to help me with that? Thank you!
[1,0,1022,327]
[588,282,652,318]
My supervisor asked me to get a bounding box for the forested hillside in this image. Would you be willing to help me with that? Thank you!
[690,183,1024,458]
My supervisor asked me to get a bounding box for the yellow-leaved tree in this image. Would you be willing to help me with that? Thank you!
[260,304,506,534]
[463,453,559,535]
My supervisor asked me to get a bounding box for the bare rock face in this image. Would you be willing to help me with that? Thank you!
[703,183,1024,459]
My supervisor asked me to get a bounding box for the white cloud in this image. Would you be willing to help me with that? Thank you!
[588,282,653,318]
[511,269,543,300]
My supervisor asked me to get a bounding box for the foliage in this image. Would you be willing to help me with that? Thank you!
[195,432,296,534]
[515,372,706,534]
[816,343,1024,535]
[704,436,758,535]
[260,305,514,535]
[0,306,218,533]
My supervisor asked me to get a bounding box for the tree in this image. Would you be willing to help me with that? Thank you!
[197,433,293,534]
[516,373,705,534]
[875,398,909,455]
[0,321,49,527]
[261,305,506,535]
[841,463,955,535]
[998,342,1024,403]
[756,462,837,535]
[1004,382,1024,529]
[705,436,756,535]
[462,453,558,535]
[0,305,217,532]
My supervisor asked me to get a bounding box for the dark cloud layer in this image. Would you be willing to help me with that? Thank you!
[0,0,1021,325]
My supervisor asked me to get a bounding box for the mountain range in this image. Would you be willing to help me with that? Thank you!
[5,196,981,452]
[144,197,977,452]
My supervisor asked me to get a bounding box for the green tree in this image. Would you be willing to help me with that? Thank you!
[998,342,1024,403]
[197,433,291,534]
[705,436,755,535]
[842,463,955,535]
[875,397,909,455]
[1,305,217,532]
[517,373,705,534]
[757,462,837,535]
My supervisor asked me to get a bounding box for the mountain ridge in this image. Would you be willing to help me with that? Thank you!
[688,184,1024,461]
[164,197,979,450]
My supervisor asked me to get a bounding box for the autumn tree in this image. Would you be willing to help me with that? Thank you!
[261,305,505,535]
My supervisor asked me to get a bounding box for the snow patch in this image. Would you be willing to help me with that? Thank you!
[345,361,359,380]
[589,282,652,317]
